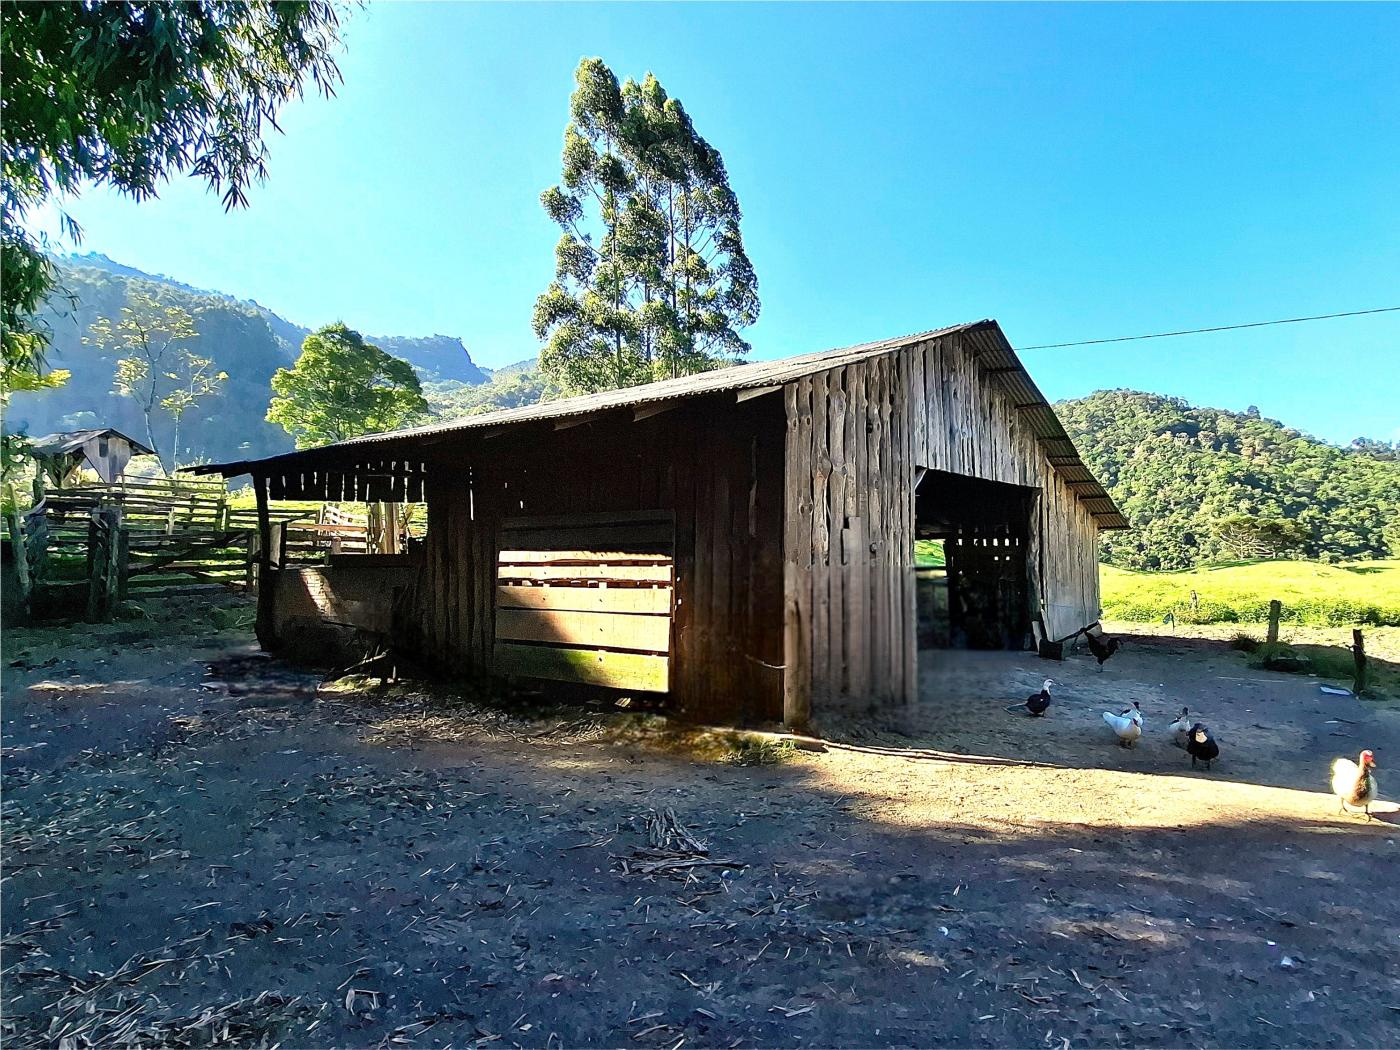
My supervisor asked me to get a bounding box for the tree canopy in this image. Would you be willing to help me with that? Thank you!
[85,291,227,472]
[1056,389,1400,569]
[532,58,759,393]
[1,1,345,399]
[267,324,430,448]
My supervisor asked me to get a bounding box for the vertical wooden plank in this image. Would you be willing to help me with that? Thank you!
[826,366,848,699]
[671,418,698,718]
[782,379,813,728]
[709,427,733,721]
[896,349,917,705]
[693,419,716,717]
[810,371,831,704]
[867,355,889,703]
[847,362,870,703]
[253,474,277,649]
[911,342,927,468]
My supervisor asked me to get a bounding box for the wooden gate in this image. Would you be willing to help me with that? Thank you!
[493,512,674,692]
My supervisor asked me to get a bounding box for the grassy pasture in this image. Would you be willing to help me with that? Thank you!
[1101,559,1400,627]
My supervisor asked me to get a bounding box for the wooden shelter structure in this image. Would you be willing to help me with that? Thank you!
[196,320,1127,728]
[28,428,153,486]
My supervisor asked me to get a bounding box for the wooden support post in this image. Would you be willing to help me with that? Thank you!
[5,507,32,623]
[1266,600,1282,646]
[115,526,130,601]
[85,507,120,622]
[24,505,49,585]
[245,532,258,591]
[254,474,278,649]
[1353,629,1368,697]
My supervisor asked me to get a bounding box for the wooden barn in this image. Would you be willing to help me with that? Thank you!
[198,320,1127,728]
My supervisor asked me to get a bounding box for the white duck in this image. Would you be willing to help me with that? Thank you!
[1168,707,1192,749]
[1103,701,1143,748]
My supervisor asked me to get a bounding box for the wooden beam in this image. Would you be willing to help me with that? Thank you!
[496,562,673,583]
[632,401,676,422]
[553,410,614,432]
[495,608,671,653]
[495,642,669,692]
[736,385,782,403]
[497,584,672,615]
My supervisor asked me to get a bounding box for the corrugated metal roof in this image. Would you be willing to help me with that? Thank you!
[28,428,155,457]
[196,319,1127,528]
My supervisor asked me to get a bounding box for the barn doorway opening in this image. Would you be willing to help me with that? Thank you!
[914,470,1036,651]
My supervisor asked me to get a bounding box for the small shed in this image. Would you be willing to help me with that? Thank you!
[28,428,154,486]
[196,320,1127,728]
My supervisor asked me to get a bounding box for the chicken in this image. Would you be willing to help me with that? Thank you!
[1102,701,1143,747]
[1186,723,1219,770]
[1084,630,1120,672]
[1168,707,1192,749]
[1331,750,1379,819]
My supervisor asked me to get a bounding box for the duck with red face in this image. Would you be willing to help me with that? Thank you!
[1331,749,1379,819]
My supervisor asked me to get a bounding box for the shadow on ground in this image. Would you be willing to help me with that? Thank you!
[2,604,1398,1048]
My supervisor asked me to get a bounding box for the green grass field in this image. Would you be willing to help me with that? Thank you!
[1101,559,1400,627]
[914,540,946,569]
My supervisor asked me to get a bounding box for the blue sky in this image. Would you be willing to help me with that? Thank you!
[35,2,1400,444]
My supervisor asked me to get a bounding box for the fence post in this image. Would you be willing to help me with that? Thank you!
[24,503,49,584]
[5,507,32,623]
[115,525,130,601]
[86,508,121,622]
[1266,600,1282,646]
[1353,629,1368,697]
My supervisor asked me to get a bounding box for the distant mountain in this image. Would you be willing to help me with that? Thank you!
[374,335,488,385]
[5,255,494,468]
[1056,390,1400,570]
[62,254,490,385]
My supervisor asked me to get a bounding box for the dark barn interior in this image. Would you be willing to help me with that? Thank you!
[915,470,1037,651]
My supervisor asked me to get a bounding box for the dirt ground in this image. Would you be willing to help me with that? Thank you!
[3,600,1398,1049]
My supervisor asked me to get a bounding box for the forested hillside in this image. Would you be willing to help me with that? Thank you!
[4,256,490,467]
[1057,390,1400,570]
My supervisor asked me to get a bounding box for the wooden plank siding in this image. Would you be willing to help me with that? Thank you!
[781,331,1102,718]
[402,394,787,724]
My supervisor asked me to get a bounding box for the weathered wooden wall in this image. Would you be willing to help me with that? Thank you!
[782,332,1102,724]
[403,395,787,724]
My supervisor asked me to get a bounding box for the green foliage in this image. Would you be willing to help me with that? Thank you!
[1,1,344,399]
[85,292,227,472]
[1057,390,1400,569]
[268,324,430,447]
[1101,560,1400,627]
[1228,631,1261,653]
[533,58,760,393]
[425,369,563,419]
[1211,514,1309,560]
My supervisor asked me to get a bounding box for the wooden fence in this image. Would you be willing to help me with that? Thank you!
[9,475,421,620]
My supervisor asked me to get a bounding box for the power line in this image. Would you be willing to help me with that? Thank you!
[1016,305,1400,351]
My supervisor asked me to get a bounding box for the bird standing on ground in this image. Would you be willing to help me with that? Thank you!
[1331,750,1379,819]
[1169,707,1192,748]
[1102,701,1143,747]
[1084,630,1120,672]
[1008,683,1058,716]
[1186,723,1220,770]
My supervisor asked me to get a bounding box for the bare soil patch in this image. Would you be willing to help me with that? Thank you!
[3,601,1398,1048]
